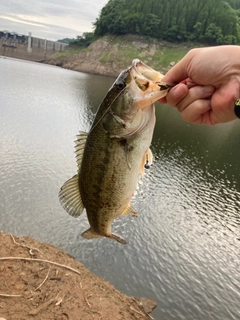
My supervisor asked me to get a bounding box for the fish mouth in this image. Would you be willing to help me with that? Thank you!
[127,59,174,108]
[132,59,165,82]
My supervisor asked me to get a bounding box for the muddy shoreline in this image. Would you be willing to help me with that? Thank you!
[0,231,156,319]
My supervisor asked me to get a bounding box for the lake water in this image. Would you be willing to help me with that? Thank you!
[0,57,239,320]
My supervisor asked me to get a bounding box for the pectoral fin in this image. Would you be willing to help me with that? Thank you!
[59,174,85,217]
[140,148,153,175]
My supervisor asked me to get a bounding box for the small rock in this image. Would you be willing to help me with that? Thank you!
[132,41,149,50]
[169,61,175,66]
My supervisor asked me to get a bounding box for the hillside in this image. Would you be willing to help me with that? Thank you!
[94,0,240,45]
[45,34,200,77]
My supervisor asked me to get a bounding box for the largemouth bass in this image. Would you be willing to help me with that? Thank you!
[59,59,174,244]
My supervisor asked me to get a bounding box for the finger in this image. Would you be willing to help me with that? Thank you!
[165,83,188,106]
[181,99,212,124]
[158,96,167,104]
[185,79,198,89]
[211,80,240,117]
[176,85,215,113]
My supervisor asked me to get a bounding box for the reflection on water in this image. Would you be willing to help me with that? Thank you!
[0,58,239,320]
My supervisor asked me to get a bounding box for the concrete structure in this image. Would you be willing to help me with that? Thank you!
[0,31,68,61]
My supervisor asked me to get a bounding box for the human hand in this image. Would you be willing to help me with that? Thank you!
[160,46,240,125]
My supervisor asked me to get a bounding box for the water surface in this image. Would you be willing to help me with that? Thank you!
[0,58,239,320]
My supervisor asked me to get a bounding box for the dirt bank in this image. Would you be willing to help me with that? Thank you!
[0,231,156,320]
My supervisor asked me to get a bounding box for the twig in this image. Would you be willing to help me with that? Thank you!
[132,298,154,320]
[0,257,81,275]
[130,306,145,317]
[10,234,41,255]
[57,296,72,305]
[55,297,63,306]
[78,283,102,317]
[34,266,51,291]
[0,293,21,297]
[28,298,56,315]
[112,287,125,302]
[80,282,91,307]
[55,292,64,306]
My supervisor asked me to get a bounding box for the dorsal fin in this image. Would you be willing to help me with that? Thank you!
[59,174,85,217]
[75,131,88,169]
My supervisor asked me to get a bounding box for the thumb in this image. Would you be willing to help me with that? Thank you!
[210,80,240,123]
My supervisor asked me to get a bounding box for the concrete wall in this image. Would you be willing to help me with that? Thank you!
[0,31,68,61]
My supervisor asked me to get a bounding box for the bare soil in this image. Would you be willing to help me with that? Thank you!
[0,231,156,320]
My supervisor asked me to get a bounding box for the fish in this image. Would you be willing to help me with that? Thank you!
[59,59,174,244]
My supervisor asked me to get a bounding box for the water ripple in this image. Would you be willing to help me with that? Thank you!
[0,59,239,320]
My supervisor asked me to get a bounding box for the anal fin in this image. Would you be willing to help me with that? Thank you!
[122,204,139,217]
[81,228,102,240]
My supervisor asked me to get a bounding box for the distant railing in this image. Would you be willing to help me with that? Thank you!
[0,31,68,61]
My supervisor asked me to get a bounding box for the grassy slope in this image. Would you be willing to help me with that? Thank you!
[48,34,203,76]
[99,35,193,68]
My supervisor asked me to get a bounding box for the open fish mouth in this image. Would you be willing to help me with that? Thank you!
[131,59,176,91]
[132,59,165,82]
[125,59,175,108]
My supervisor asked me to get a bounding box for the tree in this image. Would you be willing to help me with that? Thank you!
[94,0,126,36]
[144,14,161,38]
[223,34,237,44]
[93,0,240,44]
[204,23,223,44]
[69,33,95,47]
[124,13,142,34]
[189,22,203,41]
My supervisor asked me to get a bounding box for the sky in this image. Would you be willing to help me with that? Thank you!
[0,0,109,41]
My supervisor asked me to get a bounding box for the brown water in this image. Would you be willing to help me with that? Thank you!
[0,57,239,320]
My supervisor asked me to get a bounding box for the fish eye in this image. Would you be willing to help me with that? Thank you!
[115,81,125,90]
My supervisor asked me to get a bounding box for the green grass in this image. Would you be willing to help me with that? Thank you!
[54,47,90,58]
[49,34,200,75]
[99,36,191,71]
[151,47,189,68]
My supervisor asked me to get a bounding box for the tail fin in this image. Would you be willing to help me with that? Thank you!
[111,233,127,245]
[81,228,127,245]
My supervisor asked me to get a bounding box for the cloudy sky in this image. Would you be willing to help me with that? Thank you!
[0,0,109,40]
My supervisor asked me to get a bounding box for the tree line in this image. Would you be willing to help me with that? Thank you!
[93,0,240,45]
